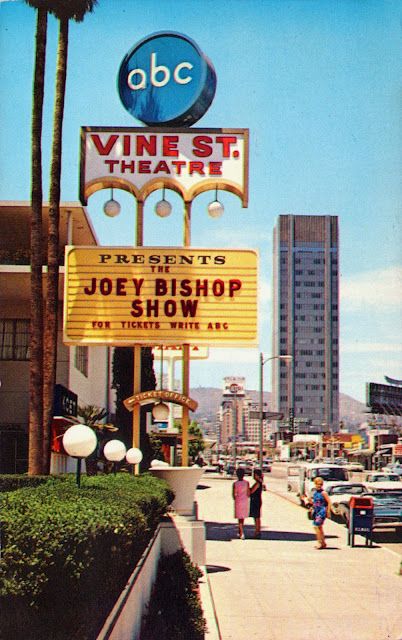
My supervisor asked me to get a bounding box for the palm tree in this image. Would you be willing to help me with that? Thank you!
[42,1,98,473]
[25,2,49,475]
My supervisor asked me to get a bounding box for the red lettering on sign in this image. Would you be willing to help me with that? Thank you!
[189,162,205,175]
[91,134,119,155]
[192,135,213,157]
[163,136,179,157]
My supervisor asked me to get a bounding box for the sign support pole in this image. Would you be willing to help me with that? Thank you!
[133,200,144,473]
[181,200,192,466]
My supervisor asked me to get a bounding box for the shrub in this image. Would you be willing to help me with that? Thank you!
[0,474,174,640]
[0,474,60,492]
[141,550,206,640]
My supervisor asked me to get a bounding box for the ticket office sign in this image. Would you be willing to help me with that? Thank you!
[80,127,249,206]
[63,247,258,347]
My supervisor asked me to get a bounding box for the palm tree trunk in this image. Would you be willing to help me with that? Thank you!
[29,7,47,475]
[43,17,69,473]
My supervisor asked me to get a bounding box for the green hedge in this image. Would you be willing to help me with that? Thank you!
[0,474,61,492]
[141,550,206,640]
[0,474,174,640]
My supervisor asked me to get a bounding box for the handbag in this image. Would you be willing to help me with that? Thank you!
[307,507,314,520]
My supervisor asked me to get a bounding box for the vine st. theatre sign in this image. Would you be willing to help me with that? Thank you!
[80,127,249,206]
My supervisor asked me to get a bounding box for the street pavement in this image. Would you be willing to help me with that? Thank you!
[195,473,402,640]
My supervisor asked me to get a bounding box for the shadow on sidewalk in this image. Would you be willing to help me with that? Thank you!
[206,564,231,574]
[206,522,341,544]
[206,521,238,540]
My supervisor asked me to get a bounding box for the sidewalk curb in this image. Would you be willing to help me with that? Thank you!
[199,565,221,640]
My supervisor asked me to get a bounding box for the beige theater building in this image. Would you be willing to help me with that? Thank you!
[0,201,112,473]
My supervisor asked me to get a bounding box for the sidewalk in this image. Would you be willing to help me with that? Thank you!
[196,477,402,640]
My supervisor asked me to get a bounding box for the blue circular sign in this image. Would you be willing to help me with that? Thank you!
[118,32,217,127]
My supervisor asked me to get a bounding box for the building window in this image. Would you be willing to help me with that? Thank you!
[0,319,30,360]
[75,346,89,377]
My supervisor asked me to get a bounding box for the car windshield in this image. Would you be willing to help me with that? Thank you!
[330,485,365,495]
[370,474,399,482]
[311,468,348,481]
[370,492,402,505]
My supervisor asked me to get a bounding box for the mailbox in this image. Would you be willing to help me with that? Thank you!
[348,496,374,547]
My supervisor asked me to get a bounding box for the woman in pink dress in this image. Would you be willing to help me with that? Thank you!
[232,467,250,539]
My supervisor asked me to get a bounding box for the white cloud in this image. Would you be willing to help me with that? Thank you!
[340,265,402,311]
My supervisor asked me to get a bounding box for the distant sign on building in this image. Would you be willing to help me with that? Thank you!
[223,376,246,397]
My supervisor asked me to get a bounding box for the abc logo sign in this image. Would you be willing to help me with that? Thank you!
[118,32,217,127]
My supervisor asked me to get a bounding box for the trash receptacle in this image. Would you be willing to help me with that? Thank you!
[348,496,374,547]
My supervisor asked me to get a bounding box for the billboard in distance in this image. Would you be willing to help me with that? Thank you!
[366,382,402,416]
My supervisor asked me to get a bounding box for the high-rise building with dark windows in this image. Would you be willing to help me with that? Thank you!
[272,215,339,433]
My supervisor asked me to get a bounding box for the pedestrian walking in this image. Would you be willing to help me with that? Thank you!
[309,476,331,549]
[249,468,264,538]
[232,467,250,539]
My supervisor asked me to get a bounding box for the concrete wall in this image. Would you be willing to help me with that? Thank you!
[97,519,182,640]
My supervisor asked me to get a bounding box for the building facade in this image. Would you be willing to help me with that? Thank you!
[272,214,339,432]
[0,202,112,473]
[219,377,272,450]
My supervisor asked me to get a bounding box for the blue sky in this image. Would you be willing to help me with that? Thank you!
[0,0,401,403]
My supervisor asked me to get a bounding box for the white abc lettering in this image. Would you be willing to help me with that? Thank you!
[126,52,194,91]
[173,61,193,85]
[127,68,146,90]
[150,52,170,87]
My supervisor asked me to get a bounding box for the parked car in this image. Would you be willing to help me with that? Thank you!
[287,463,350,506]
[345,462,364,472]
[326,483,368,519]
[383,464,402,477]
[363,472,402,491]
[202,464,220,473]
[339,490,402,533]
[237,461,253,475]
[261,460,271,473]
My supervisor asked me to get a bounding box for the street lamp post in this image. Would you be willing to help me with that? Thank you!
[259,354,293,469]
[229,382,241,471]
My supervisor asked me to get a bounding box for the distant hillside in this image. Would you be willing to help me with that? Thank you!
[190,387,367,427]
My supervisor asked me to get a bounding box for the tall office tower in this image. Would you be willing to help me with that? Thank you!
[272,215,339,433]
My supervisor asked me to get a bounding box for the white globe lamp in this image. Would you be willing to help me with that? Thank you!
[62,424,97,487]
[207,199,224,218]
[103,198,121,218]
[103,439,127,462]
[152,401,170,421]
[155,199,172,218]
[126,447,143,465]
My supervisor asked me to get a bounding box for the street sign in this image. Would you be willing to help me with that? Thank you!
[249,411,284,420]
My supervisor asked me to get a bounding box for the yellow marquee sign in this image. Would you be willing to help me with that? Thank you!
[63,247,258,347]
